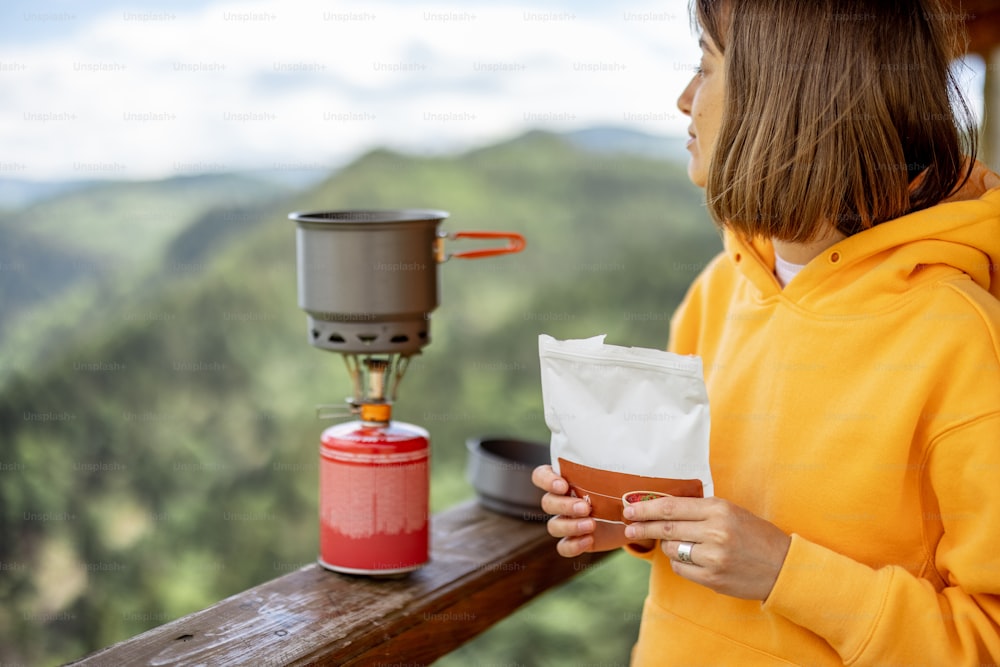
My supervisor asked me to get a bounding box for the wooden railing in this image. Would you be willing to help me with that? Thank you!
[68,499,609,666]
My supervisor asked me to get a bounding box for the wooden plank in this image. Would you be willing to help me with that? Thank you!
[68,499,609,667]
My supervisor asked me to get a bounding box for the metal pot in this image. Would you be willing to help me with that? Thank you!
[289,209,525,354]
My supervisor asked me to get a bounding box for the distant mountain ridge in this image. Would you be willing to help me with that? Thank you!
[0,178,98,210]
[562,126,689,162]
[0,126,684,209]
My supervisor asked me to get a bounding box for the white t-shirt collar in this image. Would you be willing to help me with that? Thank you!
[774,251,807,288]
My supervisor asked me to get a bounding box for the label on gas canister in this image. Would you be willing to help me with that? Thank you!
[320,448,428,539]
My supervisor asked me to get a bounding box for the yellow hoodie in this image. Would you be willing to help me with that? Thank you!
[628,165,1000,666]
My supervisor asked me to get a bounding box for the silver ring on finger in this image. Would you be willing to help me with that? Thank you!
[677,541,695,564]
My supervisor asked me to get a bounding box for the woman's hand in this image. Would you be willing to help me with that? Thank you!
[531,464,596,557]
[531,465,653,557]
[623,495,791,601]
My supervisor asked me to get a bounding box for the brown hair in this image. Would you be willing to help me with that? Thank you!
[693,0,978,241]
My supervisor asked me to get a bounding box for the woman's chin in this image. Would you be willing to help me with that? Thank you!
[686,164,707,189]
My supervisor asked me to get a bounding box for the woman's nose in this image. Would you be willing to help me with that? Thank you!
[677,76,696,116]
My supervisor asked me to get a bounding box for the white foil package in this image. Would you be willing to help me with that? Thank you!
[539,334,713,524]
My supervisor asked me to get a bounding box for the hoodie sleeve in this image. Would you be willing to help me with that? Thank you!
[762,413,1000,665]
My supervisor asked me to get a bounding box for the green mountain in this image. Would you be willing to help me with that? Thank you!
[0,130,722,666]
[0,174,294,383]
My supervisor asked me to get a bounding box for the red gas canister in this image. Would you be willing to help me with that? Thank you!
[318,403,430,575]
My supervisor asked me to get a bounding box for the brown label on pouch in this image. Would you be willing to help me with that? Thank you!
[558,458,704,523]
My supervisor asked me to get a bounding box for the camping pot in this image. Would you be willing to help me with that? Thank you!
[289,209,525,355]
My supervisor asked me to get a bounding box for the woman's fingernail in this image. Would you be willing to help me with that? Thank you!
[577,520,592,532]
[623,507,635,520]
[624,526,637,539]
[573,501,589,514]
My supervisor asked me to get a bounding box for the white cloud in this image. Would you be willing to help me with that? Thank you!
[0,0,700,180]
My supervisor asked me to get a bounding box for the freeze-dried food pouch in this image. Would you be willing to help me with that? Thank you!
[539,334,713,524]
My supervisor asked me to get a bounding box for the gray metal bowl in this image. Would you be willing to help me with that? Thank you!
[465,437,549,521]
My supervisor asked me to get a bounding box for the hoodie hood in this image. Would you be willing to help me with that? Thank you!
[726,161,1000,314]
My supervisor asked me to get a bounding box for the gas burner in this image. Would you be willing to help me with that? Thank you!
[289,208,525,575]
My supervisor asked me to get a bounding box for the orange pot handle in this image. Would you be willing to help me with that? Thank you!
[437,231,526,261]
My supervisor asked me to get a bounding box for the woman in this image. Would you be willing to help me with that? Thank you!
[533,0,1000,664]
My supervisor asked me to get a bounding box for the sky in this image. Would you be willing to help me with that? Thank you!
[0,0,706,182]
[0,0,985,182]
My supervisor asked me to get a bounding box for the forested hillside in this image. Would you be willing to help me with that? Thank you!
[0,130,722,665]
[0,173,294,383]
